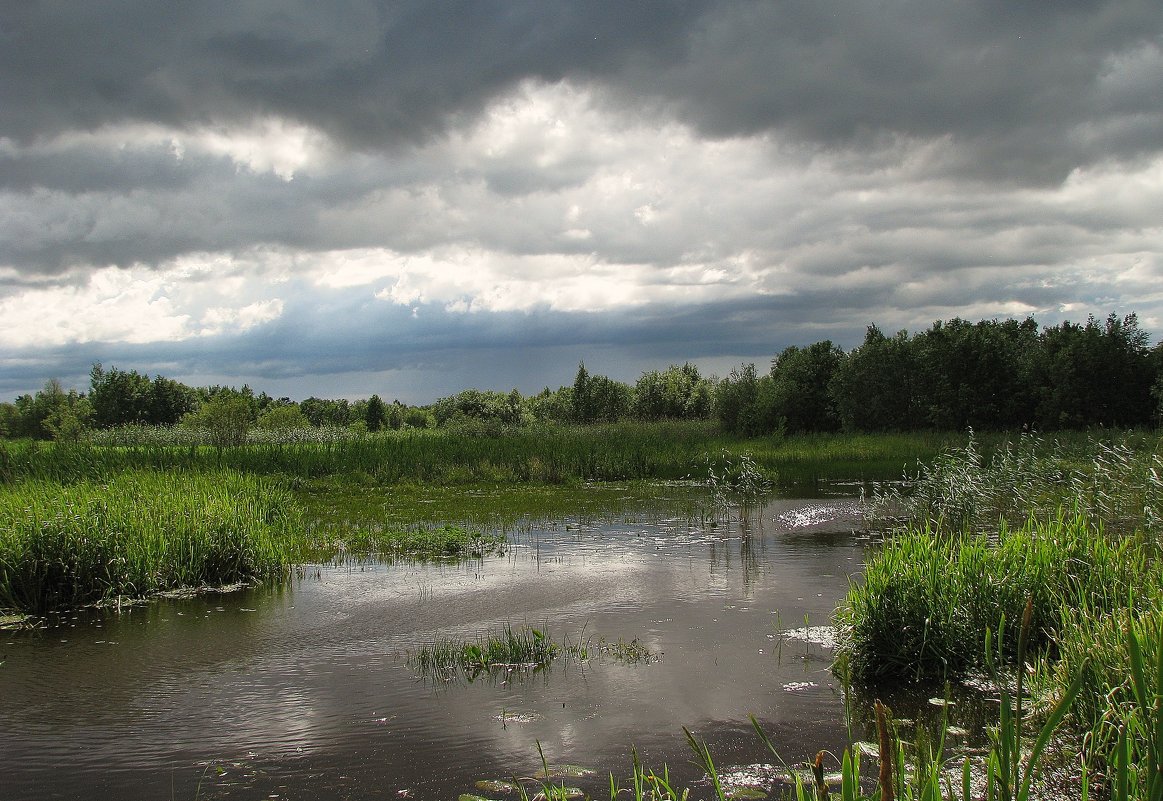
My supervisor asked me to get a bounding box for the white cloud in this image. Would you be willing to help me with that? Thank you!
[0,256,288,348]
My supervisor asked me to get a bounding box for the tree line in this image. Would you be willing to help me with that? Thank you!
[2,313,1161,441]
[718,313,1162,436]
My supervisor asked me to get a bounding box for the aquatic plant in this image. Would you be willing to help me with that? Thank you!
[868,430,1163,537]
[303,522,505,562]
[414,625,561,680]
[847,432,1163,798]
[413,627,660,683]
[704,449,772,523]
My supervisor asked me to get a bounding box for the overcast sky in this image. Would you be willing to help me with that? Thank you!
[2,2,1161,403]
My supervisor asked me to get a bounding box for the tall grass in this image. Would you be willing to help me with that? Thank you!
[0,470,302,613]
[0,423,947,487]
[302,523,505,562]
[844,431,1163,798]
[838,512,1140,682]
[869,430,1163,536]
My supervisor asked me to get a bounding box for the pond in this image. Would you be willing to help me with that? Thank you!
[2,484,882,800]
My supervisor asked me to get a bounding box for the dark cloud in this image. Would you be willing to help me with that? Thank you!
[5,2,1159,179]
[0,2,707,144]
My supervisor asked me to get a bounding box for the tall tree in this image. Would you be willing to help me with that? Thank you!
[769,341,844,433]
[829,326,922,432]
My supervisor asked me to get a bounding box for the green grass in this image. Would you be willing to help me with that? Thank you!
[412,627,660,683]
[837,511,1140,683]
[842,430,1163,799]
[0,470,301,614]
[414,625,561,680]
[0,423,947,487]
[302,522,505,562]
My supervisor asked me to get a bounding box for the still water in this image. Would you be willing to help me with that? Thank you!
[1,487,872,801]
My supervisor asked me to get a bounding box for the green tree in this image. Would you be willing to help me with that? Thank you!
[769,341,844,433]
[634,363,714,420]
[0,402,17,438]
[10,379,91,440]
[714,363,779,436]
[570,363,631,423]
[386,401,406,430]
[300,397,353,427]
[149,375,197,426]
[829,326,922,432]
[256,403,310,430]
[912,317,1039,430]
[89,363,153,427]
[182,393,252,449]
[365,394,386,432]
[527,386,574,424]
[572,363,593,423]
[1036,313,1154,428]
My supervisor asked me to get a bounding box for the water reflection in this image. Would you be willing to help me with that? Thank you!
[0,488,871,800]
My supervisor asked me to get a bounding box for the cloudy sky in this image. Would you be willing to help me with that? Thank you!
[2,2,1161,403]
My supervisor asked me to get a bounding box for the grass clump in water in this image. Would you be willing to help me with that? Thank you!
[304,523,505,562]
[413,628,660,682]
[0,470,302,614]
[415,625,560,680]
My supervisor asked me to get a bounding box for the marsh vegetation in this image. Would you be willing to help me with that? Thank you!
[2,404,1162,799]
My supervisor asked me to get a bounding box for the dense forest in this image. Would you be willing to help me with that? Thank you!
[2,312,1161,441]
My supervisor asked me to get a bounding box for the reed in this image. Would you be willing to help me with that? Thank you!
[0,470,301,613]
[845,431,1163,798]
[869,430,1163,537]
[838,511,1138,682]
[0,424,946,487]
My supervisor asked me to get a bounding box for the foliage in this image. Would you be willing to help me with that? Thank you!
[89,363,197,428]
[181,392,253,449]
[255,403,310,430]
[704,449,772,522]
[300,396,355,427]
[304,523,505,562]
[8,379,93,440]
[413,625,560,681]
[572,363,633,423]
[433,388,526,427]
[633,363,713,421]
[364,394,386,432]
[769,341,844,433]
[714,363,778,436]
[830,325,920,433]
[1036,313,1156,429]
[0,423,946,487]
[870,431,1163,536]
[847,432,1163,797]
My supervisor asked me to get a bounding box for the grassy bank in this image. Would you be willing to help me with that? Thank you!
[0,470,509,614]
[0,470,301,614]
[838,431,1163,797]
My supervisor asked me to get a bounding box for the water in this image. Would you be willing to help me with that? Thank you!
[1,489,873,801]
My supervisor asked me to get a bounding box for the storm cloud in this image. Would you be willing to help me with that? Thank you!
[2,2,1161,401]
